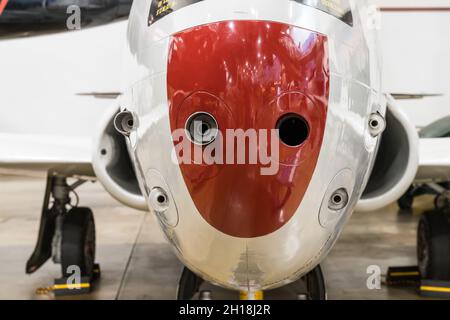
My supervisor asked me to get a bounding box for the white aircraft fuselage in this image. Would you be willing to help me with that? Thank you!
[118,0,385,290]
[3,0,450,294]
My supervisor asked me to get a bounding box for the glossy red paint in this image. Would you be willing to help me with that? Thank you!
[168,21,329,238]
[0,0,9,15]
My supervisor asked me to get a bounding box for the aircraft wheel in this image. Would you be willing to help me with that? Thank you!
[398,188,414,211]
[176,265,326,300]
[177,267,204,300]
[304,265,326,300]
[398,196,413,211]
[434,191,450,210]
[417,211,450,280]
[61,207,96,278]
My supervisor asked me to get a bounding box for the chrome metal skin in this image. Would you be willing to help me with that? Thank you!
[121,0,385,290]
[114,110,138,137]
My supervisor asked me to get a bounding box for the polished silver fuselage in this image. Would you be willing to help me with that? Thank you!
[121,0,384,290]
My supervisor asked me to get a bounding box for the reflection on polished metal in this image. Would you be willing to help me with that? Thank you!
[149,187,169,213]
[185,112,219,146]
[168,21,329,238]
[114,110,137,137]
[126,0,384,291]
[328,188,349,211]
[369,113,386,137]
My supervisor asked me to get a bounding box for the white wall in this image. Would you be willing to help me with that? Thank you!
[374,0,450,128]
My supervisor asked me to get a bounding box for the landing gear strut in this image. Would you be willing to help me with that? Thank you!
[26,175,99,294]
[60,207,96,278]
[397,182,450,212]
[177,265,326,300]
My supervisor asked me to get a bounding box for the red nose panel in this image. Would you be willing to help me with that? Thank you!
[0,0,9,15]
[168,21,329,238]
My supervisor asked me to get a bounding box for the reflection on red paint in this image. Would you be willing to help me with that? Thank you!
[0,0,9,15]
[168,21,329,238]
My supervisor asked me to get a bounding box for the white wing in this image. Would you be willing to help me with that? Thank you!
[416,137,450,183]
[0,133,94,177]
[0,22,127,178]
[0,20,147,211]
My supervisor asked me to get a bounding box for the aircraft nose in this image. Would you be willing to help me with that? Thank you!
[167,20,329,238]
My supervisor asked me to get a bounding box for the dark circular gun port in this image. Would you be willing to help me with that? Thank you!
[333,195,343,204]
[276,114,309,147]
[199,123,210,136]
[186,112,218,145]
[157,195,166,204]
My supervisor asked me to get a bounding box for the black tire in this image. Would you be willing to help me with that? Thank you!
[304,265,326,300]
[177,267,204,300]
[398,193,413,211]
[61,207,96,278]
[417,211,450,280]
[176,265,326,300]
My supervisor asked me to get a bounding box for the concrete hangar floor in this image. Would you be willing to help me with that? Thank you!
[0,175,428,300]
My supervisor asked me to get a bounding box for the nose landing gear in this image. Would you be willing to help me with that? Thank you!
[397,182,450,212]
[60,207,96,279]
[177,265,326,300]
[26,175,99,296]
